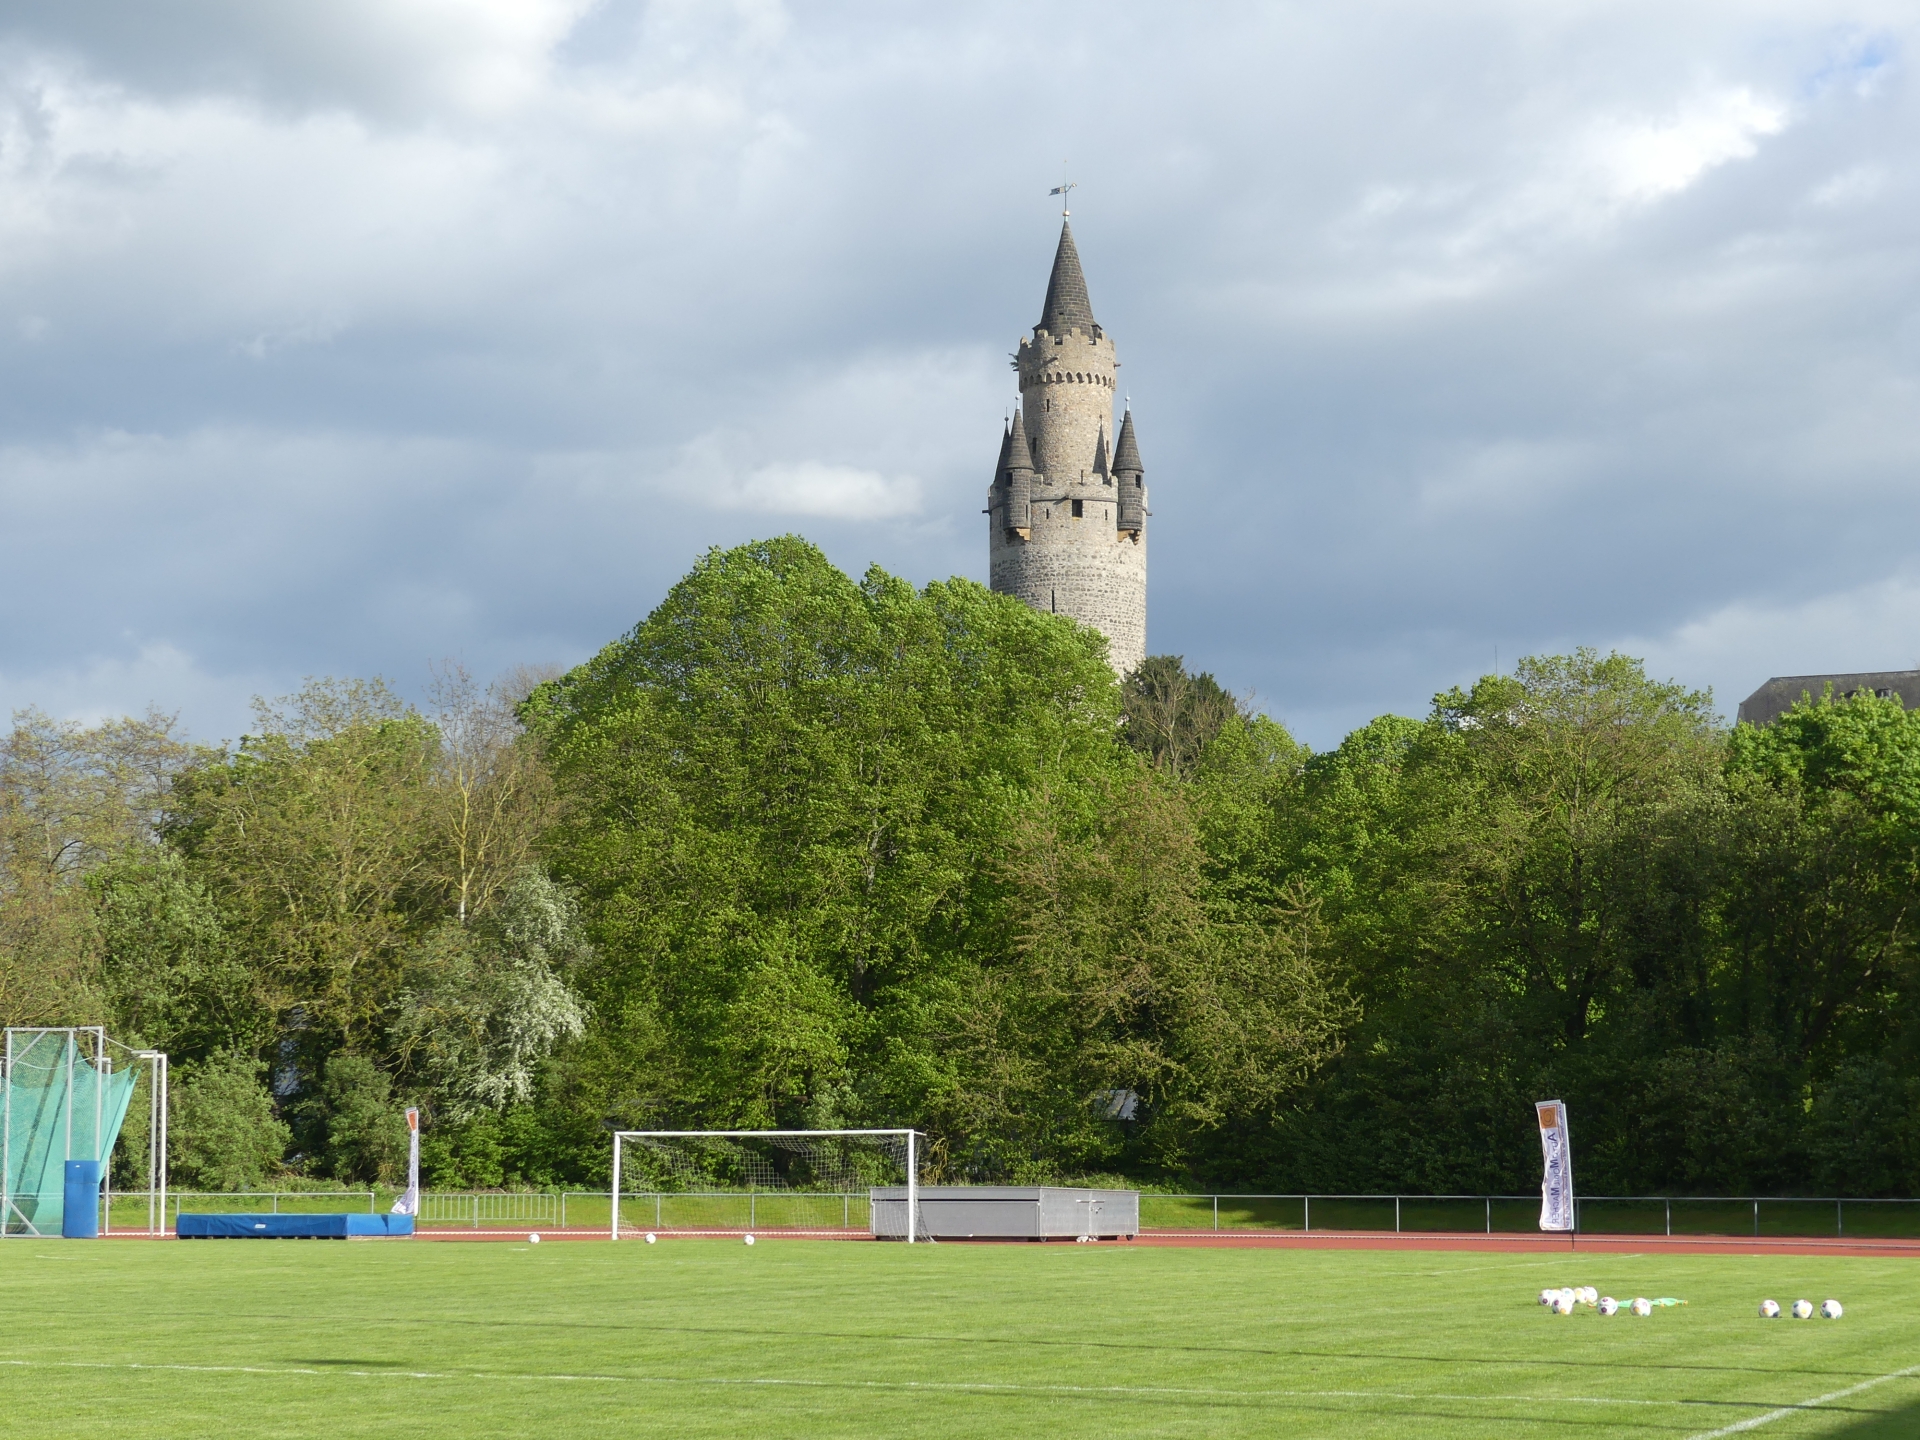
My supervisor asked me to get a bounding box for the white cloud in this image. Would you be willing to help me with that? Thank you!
[727,461,922,519]
[1586,87,1788,205]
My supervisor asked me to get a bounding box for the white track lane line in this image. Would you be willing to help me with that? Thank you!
[0,1357,1830,1416]
[1684,1364,1920,1439]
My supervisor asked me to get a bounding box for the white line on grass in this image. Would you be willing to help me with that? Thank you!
[1683,1364,1920,1439]
[0,1358,1822,1416]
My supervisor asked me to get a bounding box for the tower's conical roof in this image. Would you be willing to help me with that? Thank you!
[1007,409,1035,471]
[1112,408,1143,473]
[993,420,1012,480]
[1038,221,1097,335]
[1092,427,1109,477]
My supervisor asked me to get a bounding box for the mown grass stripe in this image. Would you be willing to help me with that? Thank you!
[1683,1364,1920,1438]
[0,1357,1786,1413]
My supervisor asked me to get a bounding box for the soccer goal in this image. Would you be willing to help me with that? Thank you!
[610,1129,928,1242]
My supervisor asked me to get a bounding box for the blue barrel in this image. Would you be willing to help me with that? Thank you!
[62,1160,102,1239]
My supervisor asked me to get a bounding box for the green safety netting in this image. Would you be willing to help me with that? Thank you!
[4,1031,141,1235]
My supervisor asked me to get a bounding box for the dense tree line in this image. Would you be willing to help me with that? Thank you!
[4,536,1918,1197]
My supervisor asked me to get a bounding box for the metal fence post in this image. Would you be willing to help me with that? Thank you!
[1753,1199,1759,1237]
[750,1192,756,1230]
[1485,1197,1491,1234]
[1304,1196,1311,1233]
[1665,1200,1671,1237]
[1395,1196,1401,1233]
[1836,1200,1843,1238]
[1213,1195,1219,1231]
[844,1194,850,1230]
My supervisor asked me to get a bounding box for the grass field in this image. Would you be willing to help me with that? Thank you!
[2,1237,1916,1438]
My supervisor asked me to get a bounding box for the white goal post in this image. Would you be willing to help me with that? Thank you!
[610,1128,924,1243]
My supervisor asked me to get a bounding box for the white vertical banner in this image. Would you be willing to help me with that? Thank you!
[1536,1099,1574,1232]
[391,1107,420,1216]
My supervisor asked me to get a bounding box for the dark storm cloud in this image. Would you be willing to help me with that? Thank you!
[0,1,1915,746]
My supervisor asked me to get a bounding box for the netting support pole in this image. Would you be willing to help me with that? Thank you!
[64,1031,74,1170]
[610,1134,622,1241]
[147,1053,159,1234]
[2,1030,12,1239]
[906,1130,917,1245]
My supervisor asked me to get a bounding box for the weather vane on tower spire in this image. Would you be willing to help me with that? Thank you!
[1048,165,1076,218]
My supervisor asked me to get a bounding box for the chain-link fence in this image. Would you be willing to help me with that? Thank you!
[104,1189,1920,1238]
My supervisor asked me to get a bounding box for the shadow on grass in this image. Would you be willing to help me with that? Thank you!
[1821,1393,1920,1437]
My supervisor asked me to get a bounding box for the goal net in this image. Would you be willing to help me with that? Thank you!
[4,1027,165,1237]
[611,1129,930,1241]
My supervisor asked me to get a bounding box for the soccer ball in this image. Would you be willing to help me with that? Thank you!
[1553,1292,1575,1315]
[1597,1297,1619,1316]
[1791,1299,1813,1320]
[528,1233,541,1244]
[744,1234,756,1246]
[1578,1287,1597,1307]
[1631,1297,1652,1317]
[1821,1300,1843,1320]
[1539,1289,1556,1307]
[1759,1300,1780,1319]
[645,1232,657,1245]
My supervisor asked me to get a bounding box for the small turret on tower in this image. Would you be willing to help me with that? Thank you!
[1002,411,1033,539]
[1113,408,1144,538]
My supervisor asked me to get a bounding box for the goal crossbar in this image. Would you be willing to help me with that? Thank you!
[610,1129,924,1243]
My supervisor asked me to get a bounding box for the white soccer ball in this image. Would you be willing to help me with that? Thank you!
[1759,1300,1780,1319]
[1821,1300,1843,1320]
[1539,1289,1556,1307]
[743,1233,756,1246]
[1631,1297,1652,1317]
[645,1232,657,1245]
[1578,1287,1598,1307]
[528,1233,541,1244]
[1597,1297,1619,1316]
[1791,1299,1813,1320]
[1553,1293,1575,1315]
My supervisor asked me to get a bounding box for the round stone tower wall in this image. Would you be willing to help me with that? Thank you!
[986,222,1148,676]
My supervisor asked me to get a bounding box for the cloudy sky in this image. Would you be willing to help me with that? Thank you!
[1,0,1915,748]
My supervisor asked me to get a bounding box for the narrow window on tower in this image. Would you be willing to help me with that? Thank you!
[1071,499,1083,518]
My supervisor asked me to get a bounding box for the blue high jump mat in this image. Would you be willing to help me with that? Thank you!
[176,1213,415,1239]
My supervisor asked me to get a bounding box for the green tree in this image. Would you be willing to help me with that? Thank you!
[0,708,195,1028]
[170,1054,291,1191]
[92,851,261,1066]
[169,679,440,1055]
[531,538,1342,1178]
[1121,656,1243,781]
[394,869,591,1120]
[302,1054,408,1183]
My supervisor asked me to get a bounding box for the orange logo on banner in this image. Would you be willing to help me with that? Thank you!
[1537,1104,1559,1130]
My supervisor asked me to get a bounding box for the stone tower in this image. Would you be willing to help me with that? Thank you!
[987,220,1146,674]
